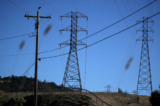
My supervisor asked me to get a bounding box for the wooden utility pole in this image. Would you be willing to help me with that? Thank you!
[24,7,51,106]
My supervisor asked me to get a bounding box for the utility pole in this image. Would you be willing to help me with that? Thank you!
[136,17,154,95]
[105,85,111,92]
[59,11,88,91]
[24,7,51,106]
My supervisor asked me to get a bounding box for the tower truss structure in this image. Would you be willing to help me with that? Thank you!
[59,11,88,90]
[137,17,154,94]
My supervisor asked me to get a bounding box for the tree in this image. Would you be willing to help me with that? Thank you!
[118,88,123,93]
[11,75,15,79]
[10,97,26,106]
[149,90,160,106]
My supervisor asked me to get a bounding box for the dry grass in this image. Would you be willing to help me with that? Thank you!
[92,92,150,106]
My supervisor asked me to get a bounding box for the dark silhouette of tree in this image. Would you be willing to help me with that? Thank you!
[149,90,160,106]
[0,76,57,92]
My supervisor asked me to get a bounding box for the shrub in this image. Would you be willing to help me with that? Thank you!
[0,91,8,105]
[149,90,160,106]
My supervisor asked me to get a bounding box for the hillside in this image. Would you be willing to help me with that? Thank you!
[0,75,57,92]
[93,92,150,106]
[0,76,151,106]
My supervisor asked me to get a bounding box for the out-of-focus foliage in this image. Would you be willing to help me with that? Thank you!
[9,97,26,106]
[0,91,8,106]
[149,90,160,106]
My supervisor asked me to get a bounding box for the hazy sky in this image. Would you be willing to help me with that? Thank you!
[0,0,160,96]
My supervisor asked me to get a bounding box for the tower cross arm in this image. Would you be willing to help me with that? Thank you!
[59,25,88,34]
[59,40,87,46]
[59,26,71,33]
[137,17,154,23]
[60,11,88,20]
[77,26,88,34]
[136,27,154,33]
[77,12,88,19]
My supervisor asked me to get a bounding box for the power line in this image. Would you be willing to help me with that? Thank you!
[8,0,28,13]
[40,12,160,60]
[66,0,79,11]
[112,36,137,90]
[0,16,30,32]
[121,0,135,26]
[39,45,67,54]
[60,0,157,44]
[60,0,81,12]
[0,53,35,57]
[33,1,68,39]
[0,0,157,57]
[3,11,157,58]
[36,0,59,15]
[43,0,61,15]
[112,0,136,88]
[126,0,137,21]
[8,0,36,21]
[0,32,35,41]
[0,45,67,57]
[114,0,134,36]
[147,0,150,16]
[37,0,69,39]
[112,0,137,87]
[122,58,139,91]
[22,62,35,76]
[84,34,88,89]
[9,0,61,34]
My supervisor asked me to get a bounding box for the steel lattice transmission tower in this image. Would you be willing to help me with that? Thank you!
[59,11,88,90]
[137,17,154,94]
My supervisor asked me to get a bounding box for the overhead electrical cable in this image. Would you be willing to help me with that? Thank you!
[0,16,30,32]
[22,62,35,76]
[112,0,137,88]
[126,0,137,21]
[0,32,35,41]
[8,0,28,13]
[114,0,133,35]
[121,0,135,28]
[36,0,56,14]
[0,45,67,57]
[43,0,61,15]
[0,53,35,57]
[0,0,157,57]
[66,0,79,11]
[60,0,81,12]
[39,0,157,54]
[1,12,159,58]
[121,57,139,90]
[40,12,160,60]
[36,0,69,39]
[8,0,36,21]
[60,0,157,44]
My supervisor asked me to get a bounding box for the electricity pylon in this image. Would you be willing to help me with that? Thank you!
[136,17,154,95]
[105,85,111,92]
[59,11,88,90]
